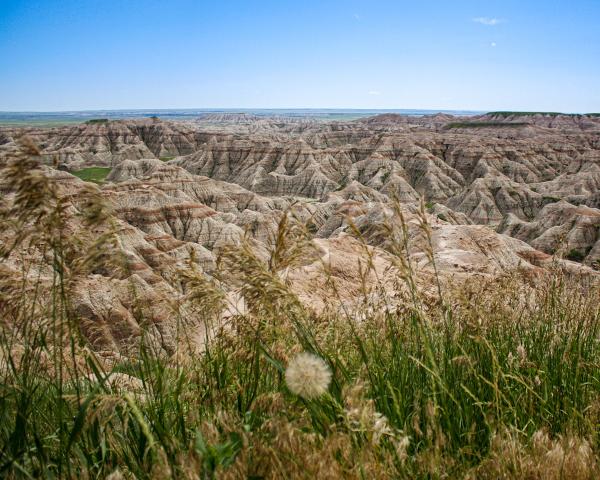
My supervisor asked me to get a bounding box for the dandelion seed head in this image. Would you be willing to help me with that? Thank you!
[285,352,331,399]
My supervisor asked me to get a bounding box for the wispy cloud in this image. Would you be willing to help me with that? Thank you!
[368,90,381,96]
[490,42,497,47]
[473,17,503,26]
[353,13,360,20]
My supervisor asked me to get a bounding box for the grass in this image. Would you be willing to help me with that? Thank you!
[159,156,175,162]
[488,111,565,117]
[71,166,111,184]
[487,111,600,118]
[85,118,110,124]
[446,121,529,129]
[1,142,599,479]
[0,119,84,127]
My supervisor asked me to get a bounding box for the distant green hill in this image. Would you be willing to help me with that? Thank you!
[487,111,600,117]
[447,121,528,128]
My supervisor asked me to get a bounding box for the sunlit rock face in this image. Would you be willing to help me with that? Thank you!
[1,112,599,352]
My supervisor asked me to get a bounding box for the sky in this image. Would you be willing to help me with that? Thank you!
[0,0,599,112]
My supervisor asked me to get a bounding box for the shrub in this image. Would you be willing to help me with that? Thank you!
[566,248,586,262]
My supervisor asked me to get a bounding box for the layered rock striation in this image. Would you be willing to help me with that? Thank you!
[2,112,598,353]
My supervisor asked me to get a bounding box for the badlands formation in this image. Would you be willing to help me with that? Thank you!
[1,112,599,354]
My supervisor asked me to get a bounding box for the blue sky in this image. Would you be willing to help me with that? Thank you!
[0,0,599,112]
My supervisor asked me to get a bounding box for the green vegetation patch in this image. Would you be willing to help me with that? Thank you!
[2,248,600,478]
[488,111,564,117]
[488,111,600,117]
[71,167,111,184]
[446,121,529,129]
[159,156,175,162]
[566,248,585,262]
[565,247,593,262]
[85,118,110,124]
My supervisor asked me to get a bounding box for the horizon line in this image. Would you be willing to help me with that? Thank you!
[1,107,599,115]
[1,107,485,114]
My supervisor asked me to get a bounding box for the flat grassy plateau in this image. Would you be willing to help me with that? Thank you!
[70,167,111,184]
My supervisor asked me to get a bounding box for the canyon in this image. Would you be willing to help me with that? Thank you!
[1,112,599,354]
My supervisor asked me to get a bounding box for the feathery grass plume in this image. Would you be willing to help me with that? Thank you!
[344,381,397,445]
[371,412,393,444]
[105,469,125,480]
[470,427,598,479]
[285,352,332,399]
[395,435,411,463]
[267,209,313,273]
[179,248,226,319]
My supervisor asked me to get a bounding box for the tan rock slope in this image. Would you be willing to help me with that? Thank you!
[1,112,598,353]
